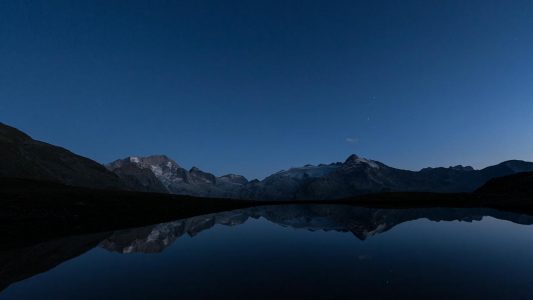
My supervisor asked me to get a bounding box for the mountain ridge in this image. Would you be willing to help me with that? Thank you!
[107,153,533,200]
[0,122,127,190]
[106,155,248,198]
[2,122,532,200]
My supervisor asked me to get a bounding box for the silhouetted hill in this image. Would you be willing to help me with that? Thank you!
[476,172,533,195]
[0,122,126,190]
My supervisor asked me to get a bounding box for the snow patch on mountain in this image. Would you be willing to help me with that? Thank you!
[275,164,340,180]
[107,155,248,198]
[107,153,533,201]
[344,154,380,169]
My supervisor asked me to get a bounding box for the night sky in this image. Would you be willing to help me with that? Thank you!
[1,1,532,179]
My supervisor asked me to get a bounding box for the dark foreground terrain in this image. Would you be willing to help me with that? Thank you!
[1,174,533,297]
[1,172,533,249]
[0,178,258,249]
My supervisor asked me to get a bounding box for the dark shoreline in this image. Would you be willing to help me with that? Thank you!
[1,177,532,295]
[1,177,532,249]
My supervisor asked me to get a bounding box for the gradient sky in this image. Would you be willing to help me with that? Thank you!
[1,0,533,179]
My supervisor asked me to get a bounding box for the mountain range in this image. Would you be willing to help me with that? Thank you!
[2,122,532,200]
[106,156,247,197]
[106,153,533,200]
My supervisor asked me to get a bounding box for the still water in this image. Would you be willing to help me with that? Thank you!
[2,205,533,299]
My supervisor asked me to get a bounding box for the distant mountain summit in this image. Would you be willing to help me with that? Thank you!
[0,122,125,190]
[343,154,381,168]
[240,154,392,200]
[105,156,170,193]
[240,154,533,200]
[1,122,532,200]
[106,155,248,198]
[106,153,533,200]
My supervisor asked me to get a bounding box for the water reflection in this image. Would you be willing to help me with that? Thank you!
[100,205,533,253]
[2,205,533,296]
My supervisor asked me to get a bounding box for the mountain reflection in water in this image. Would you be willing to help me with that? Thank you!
[2,204,533,299]
[100,205,533,253]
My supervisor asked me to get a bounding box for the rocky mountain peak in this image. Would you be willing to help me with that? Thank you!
[137,155,180,169]
[219,174,249,185]
[343,154,380,169]
[449,165,475,171]
[344,154,360,164]
[188,167,216,184]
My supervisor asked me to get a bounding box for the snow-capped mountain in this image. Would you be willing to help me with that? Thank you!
[106,153,533,200]
[105,156,171,193]
[106,155,248,198]
[3,121,532,200]
[241,154,533,200]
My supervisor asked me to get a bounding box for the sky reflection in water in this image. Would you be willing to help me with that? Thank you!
[2,205,533,300]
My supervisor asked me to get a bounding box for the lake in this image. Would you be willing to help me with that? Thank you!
[2,205,533,299]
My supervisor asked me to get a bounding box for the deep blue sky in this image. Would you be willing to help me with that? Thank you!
[1,1,533,179]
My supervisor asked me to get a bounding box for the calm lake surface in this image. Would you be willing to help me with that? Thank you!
[2,205,533,300]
